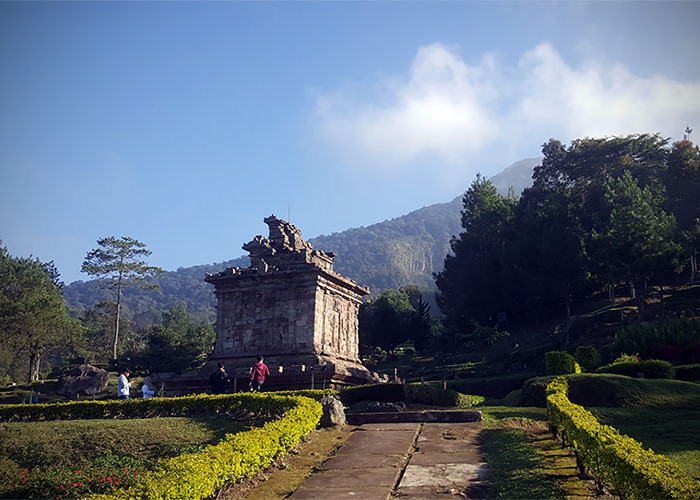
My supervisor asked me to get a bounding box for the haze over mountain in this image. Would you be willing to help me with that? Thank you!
[63,158,540,325]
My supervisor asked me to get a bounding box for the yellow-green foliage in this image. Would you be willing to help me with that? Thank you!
[89,393,322,500]
[0,391,322,422]
[546,377,700,499]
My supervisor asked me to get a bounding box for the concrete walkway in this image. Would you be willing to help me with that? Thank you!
[289,421,488,500]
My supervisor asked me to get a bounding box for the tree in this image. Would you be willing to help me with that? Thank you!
[0,243,83,382]
[359,289,415,351]
[435,175,516,332]
[592,172,680,318]
[409,294,432,351]
[533,135,669,239]
[132,305,214,373]
[502,187,589,320]
[664,140,700,280]
[82,237,164,360]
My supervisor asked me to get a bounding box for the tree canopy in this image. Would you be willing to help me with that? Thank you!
[0,243,82,382]
[436,134,699,335]
[82,236,164,360]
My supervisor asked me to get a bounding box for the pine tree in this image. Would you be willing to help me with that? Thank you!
[82,237,164,360]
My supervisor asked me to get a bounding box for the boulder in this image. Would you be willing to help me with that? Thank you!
[319,395,346,427]
[366,401,406,413]
[58,364,109,397]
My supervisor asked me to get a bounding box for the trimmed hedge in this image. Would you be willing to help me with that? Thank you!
[340,384,405,405]
[675,364,700,382]
[442,374,534,399]
[0,389,332,423]
[339,383,483,408]
[545,351,579,375]
[88,393,322,500]
[404,384,484,408]
[575,345,602,372]
[546,378,700,499]
[596,359,674,379]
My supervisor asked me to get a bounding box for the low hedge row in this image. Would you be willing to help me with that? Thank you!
[90,393,322,500]
[339,383,483,407]
[596,359,674,379]
[546,377,700,499]
[442,374,534,399]
[0,389,332,423]
[674,364,700,382]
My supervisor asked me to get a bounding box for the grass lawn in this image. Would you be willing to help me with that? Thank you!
[0,416,250,470]
[590,407,700,479]
[479,406,599,499]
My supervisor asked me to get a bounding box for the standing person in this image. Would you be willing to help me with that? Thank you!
[249,356,270,392]
[141,376,156,399]
[117,369,131,400]
[209,362,229,395]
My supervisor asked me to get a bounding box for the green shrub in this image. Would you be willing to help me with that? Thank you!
[545,351,577,375]
[521,374,700,408]
[339,383,483,408]
[546,378,700,499]
[575,346,602,372]
[404,384,484,408]
[675,364,700,382]
[442,374,534,399]
[339,384,405,405]
[596,359,674,379]
[88,394,322,500]
[520,377,553,407]
[0,392,309,423]
[613,353,640,364]
[615,318,700,362]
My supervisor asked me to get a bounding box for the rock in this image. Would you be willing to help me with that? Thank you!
[57,364,109,397]
[366,401,407,413]
[319,395,346,427]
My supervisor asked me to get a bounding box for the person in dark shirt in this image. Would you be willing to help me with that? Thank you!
[209,362,228,394]
[249,355,270,391]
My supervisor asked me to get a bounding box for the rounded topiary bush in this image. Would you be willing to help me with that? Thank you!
[596,359,674,379]
[545,351,577,375]
[575,345,602,372]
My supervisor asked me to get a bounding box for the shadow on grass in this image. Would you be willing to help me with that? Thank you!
[480,428,568,500]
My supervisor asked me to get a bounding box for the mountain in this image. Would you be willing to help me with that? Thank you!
[310,157,541,291]
[62,157,540,325]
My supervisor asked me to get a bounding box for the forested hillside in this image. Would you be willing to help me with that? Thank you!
[62,158,540,326]
[63,257,248,326]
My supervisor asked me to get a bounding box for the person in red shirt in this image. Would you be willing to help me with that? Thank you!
[249,355,270,391]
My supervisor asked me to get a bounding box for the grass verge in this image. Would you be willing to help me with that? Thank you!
[480,406,601,499]
[0,416,249,470]
[589,407,700,479]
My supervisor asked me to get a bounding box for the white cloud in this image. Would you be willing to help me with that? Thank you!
[314,44,499,167]
[515,43,700,141]
[313,42,700,174]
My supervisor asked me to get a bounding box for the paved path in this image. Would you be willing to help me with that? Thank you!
[289,421,487,500]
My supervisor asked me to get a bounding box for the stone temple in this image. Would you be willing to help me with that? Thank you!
[198,215,384,390]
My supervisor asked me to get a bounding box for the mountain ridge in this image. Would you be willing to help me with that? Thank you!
[63,157,541,325]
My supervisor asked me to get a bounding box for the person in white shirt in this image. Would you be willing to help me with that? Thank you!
[141,376,156,399]
[117,369,131,400]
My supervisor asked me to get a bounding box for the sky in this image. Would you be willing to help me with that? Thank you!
[1,1,700,285]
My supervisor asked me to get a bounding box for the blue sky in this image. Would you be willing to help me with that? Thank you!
[2,1,700,284]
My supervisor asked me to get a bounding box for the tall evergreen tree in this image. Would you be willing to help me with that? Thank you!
[81,237,164,360]
[664,139,700,280]
[592,172,680,318]
[435,175,516,332]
